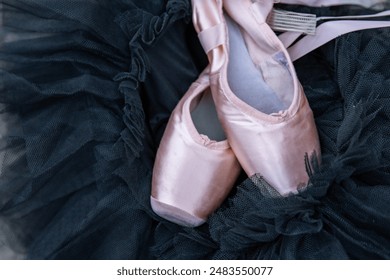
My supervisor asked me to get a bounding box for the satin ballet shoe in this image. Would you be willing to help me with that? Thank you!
[151,68,241,227]
[192,0,321,195]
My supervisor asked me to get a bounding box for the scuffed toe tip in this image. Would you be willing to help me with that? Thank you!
[150,196,206,227]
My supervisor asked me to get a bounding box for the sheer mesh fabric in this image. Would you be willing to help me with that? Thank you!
[152,7,390,260]
[1,1,390,259]
[0,0,192,259]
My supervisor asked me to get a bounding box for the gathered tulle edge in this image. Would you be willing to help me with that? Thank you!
[113,0,190,158]
[151,92,390,259]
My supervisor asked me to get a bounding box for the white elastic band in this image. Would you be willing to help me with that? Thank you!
[287,19,390,61]
[279,9,390,49]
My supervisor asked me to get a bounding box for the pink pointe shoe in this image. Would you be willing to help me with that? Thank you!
[151,69,241,227]
[192,0,321,195]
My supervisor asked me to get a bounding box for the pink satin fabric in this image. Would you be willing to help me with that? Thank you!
[278,0,381,8]
[151,69,241,226]
[192,0,321,195]
[210,79,320,194]
[287,19,390,61]
[279,10,390,54]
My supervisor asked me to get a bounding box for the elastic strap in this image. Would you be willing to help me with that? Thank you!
[287,19,390,61]
[279,9,390,49]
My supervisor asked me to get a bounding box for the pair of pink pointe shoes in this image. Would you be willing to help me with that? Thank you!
[151,0,321,227]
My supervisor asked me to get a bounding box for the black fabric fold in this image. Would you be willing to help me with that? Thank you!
[1,0,390,260]
[0,0,192,259]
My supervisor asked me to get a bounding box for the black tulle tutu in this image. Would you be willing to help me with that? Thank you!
[1,0,390,259]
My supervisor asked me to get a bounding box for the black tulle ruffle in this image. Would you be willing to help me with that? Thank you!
[0,0,190,259]
[152,26,390,260]
[1,1,390,259]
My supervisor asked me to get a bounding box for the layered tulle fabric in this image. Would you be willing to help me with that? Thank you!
[1,1,390,259]
[0,0,194,259]
[151,6,390,259]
